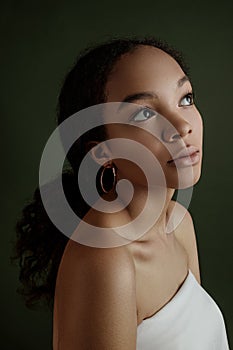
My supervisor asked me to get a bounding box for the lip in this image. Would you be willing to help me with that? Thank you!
[167,146,200,168]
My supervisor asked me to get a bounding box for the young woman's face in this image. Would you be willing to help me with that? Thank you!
[103,45,203,189]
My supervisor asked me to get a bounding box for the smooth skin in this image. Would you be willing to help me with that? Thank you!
[53,46,203,349]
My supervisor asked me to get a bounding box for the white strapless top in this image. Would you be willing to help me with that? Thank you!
[137,270,230,349]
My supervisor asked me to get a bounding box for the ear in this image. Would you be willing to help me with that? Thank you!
[86,141,112,166]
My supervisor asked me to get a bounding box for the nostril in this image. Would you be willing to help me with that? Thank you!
[162,129,181,143]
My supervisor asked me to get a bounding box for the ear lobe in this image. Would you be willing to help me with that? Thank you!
[87,141,112,165]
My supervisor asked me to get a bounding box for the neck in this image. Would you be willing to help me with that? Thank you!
[111,183,175,242]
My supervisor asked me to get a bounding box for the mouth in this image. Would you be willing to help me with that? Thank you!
[167,147,200,168]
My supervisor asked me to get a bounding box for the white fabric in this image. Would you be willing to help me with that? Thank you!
[136,270,230,350]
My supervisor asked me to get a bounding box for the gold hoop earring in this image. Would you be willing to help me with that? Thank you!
[100,163,117,193]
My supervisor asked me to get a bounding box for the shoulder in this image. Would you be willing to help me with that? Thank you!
[168,200,201,284]
[55,240,137,349]
[58,237,136,295]
[61,238,136,282]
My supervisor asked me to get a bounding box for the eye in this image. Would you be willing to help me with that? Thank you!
[131,107,158,122]
[179,93,194,106]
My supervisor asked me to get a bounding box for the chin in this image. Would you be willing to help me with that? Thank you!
[167,166,202,189]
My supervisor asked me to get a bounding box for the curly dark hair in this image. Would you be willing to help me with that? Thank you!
[11,36,190,310]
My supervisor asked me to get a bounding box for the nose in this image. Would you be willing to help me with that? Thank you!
[162,117,192,143]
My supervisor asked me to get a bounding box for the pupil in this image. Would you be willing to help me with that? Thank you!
[144,110,150,118]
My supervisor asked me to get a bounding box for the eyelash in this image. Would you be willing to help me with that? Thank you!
[179,91,195,106]
[130,107,158,122]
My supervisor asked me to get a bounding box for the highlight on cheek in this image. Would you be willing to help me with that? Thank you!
[39,101,195,248]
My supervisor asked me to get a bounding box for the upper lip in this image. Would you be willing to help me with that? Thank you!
[167,146,199,163]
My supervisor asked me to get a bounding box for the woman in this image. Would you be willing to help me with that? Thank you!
[13,37,230,349]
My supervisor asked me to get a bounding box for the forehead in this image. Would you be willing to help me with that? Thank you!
[105,45,185,101]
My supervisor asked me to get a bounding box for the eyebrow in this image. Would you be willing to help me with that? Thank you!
[121,91,158,104]
[117,75,190,111]
[116,91,157,112]
[177,75,190,87]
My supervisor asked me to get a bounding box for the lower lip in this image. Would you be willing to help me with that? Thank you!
[167,152,200,168]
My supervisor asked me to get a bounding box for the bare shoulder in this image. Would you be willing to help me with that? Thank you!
[55,239,137,349]
[168,200,201,284]
[61,238,136,283]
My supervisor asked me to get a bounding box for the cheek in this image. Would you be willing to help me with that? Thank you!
[104,125,166,183]
[106,124,169,166]
[191,108,203,132]
[191,111,203,147]
[106,124,162,150]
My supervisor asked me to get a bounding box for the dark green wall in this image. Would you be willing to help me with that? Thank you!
[2,1,232,348]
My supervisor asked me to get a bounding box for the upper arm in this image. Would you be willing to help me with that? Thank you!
[55,241,137,350]
[170,201,201,284]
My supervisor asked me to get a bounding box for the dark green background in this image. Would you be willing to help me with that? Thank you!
[1,1,232,349]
